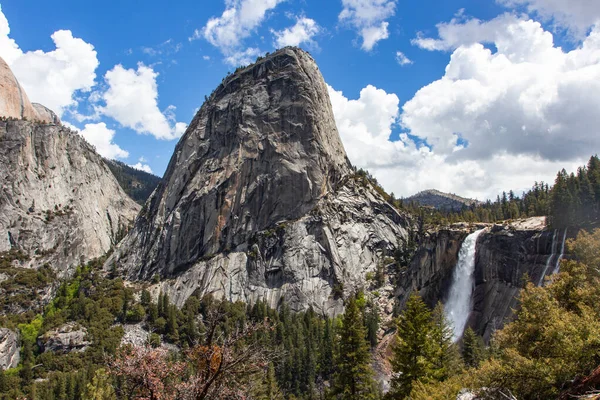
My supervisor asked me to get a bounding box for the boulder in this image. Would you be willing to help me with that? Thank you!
[38,322,90,353]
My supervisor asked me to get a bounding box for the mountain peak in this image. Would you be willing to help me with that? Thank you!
[109,46,411,312]
[407,189,481,211]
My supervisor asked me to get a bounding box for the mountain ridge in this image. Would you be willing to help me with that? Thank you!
[407,188,482,211]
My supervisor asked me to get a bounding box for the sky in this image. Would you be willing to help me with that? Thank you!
[1,0,600,201]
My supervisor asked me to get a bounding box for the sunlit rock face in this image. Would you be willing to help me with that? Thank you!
[109,47,413,313]
[0,56,140,277]
[0,57,57,123]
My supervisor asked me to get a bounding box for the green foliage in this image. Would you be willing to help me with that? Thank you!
[332,293,379,400]
[461,327,485,368]
[104,159,161,204]
[18,314,43,344]
[430,303,462,380]
[388,293,435,399]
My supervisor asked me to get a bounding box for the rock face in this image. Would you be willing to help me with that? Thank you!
[0,328,19,369]
[0,120,140,275]
[38,322,90,353]
[0,57,57,124]
[407,189,482,211]
[401,218,557,341]
[110,47,412,313]
[0,58,140,275]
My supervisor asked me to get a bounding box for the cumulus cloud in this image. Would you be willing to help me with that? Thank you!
[129,162,153,174]
[395,51,413,65]
[65,122,129,160]
[328,13,600,198]
[0,6,98,116]
[498,0,600,37]
[194,0,283,65]
[328,83,583,200]
[272,17,320,48]
[339,0,397,50]
[405,14,600,162]
[98,63,186,140]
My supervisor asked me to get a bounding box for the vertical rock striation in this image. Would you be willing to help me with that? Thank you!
[110,47,412,313]
[0,57,140,276]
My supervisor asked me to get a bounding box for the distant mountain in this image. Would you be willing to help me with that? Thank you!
[406,189,482,211]
[105,160,161,205]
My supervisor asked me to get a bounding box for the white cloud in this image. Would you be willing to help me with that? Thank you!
[129,162,153,174]
[395,51,413,65]
[224,47,262,66]
[498,0,600,37]
[404,14,600,161]
[139,156,147,162]
[98,63,186,140]
[195,0,283,64]
[329,14,600,199]
[339,0,397,50]
[203,55,211,60]
[272,17,320,48]
[328,83,583,200]
[65,122,129,160]
[0,6,99,116]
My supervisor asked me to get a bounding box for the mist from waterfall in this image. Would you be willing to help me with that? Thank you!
[552,229,568,275]
[445,229,486,341]
[537,229,567,285]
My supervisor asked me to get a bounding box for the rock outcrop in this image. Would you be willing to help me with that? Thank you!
[0,328,19,369]
[37,322,90,353]
[109,47,412,313]
[0,58,140,276]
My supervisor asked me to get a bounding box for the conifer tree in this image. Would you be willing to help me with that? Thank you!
[389,293,434,399]
[430,302,462,380]
[461,327,485,368]
[332,293,377,400]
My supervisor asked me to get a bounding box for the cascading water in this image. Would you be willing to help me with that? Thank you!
[552,229,568,275]
[445,229,486,341]
[538,229,558,286]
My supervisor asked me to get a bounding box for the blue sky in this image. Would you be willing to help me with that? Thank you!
[2,0,600,199]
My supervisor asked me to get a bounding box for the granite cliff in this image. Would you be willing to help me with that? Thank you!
[108,47,413,313]
[0,57,140,279]
[398,217,562,341]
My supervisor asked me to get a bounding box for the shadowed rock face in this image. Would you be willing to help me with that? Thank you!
[110,47,412,313]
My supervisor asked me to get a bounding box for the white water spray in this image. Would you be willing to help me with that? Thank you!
[445,229,486,341]
[552,229,568,275]
[538,229,558,286]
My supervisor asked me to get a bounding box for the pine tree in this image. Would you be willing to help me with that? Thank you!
[332,294,378,400]
[461,327,485,368]
[388,293,434,399]
[430,302,462,380]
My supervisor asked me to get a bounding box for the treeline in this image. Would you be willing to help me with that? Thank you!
[358,156,600,229]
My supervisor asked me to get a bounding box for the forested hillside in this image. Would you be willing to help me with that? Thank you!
[104,160,161,205]
[1,229,599,399]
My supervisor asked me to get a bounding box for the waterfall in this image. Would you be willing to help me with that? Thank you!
[445,229,486,341]
[537,229,558,286]
[552,229,568,274]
